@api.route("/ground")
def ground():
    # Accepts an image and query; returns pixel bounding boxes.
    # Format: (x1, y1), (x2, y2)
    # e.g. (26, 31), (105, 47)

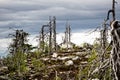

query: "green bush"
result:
(31, 58), (45, 71)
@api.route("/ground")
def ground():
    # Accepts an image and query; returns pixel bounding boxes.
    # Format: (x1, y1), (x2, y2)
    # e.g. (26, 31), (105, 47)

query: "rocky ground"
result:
(0, 50), (92, 80)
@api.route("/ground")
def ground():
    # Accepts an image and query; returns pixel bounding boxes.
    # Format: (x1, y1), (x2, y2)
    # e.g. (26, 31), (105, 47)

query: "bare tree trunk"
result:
(53, 16), (57, 52)
(49, 17), (52, 54)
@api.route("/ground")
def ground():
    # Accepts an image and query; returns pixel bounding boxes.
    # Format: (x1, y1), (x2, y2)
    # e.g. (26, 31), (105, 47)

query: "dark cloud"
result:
(0, 0), (120, 39)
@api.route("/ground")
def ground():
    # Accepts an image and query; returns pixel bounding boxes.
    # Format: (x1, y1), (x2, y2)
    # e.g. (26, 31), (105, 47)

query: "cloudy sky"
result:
(0, 0), (120, 57)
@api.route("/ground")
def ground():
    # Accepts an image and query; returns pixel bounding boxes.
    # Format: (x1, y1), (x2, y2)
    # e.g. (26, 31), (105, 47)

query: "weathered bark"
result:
(111, 21), (120, 80)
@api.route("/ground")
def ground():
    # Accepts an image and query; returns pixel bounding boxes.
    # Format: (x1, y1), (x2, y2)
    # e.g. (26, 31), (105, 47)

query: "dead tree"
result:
(39, 16), (57, 53)
(100, 20), (108, 62)
(63, 22), (71, 49)
(106, 0), (116, 21)
(49, 17), (52, 54)
(68, 25), (71, 43)
(98, 19), (109, 80)
(9, 30), (29, 55)
(106, 0), (120, 80)
(39, 25), (49, 52)
(52, 16), (57, 52)
(65, 27), (68, 49)
(111, 21), (120, 80)
(97, 0), (118, 79)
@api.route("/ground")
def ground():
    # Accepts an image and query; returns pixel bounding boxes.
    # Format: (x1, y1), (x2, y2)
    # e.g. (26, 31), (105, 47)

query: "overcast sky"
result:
(0, 0), (120, 57)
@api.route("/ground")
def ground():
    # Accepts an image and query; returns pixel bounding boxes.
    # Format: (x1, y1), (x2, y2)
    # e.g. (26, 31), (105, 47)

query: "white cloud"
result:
(0, 38), (11, 57)
(56, 30), (100, 45)
(0, 38), (11, 49)
(27, 29), (101, 47)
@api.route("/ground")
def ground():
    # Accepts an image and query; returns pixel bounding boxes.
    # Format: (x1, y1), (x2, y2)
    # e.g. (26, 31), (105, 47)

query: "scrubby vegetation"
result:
(0, 31), (112, 80)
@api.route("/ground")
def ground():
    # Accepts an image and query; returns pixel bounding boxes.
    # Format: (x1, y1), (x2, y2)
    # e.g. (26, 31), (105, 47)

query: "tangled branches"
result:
(111, 21), (120, 80)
